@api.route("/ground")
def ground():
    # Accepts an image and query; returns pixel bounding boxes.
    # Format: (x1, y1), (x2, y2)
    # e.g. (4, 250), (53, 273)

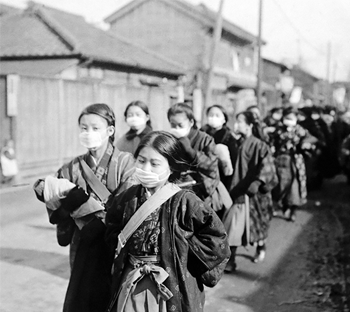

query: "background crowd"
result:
(31, 100), (350, 312)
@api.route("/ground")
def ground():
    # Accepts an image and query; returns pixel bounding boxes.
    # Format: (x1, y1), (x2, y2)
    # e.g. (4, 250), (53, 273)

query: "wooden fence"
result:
(2, 75), (173, 179)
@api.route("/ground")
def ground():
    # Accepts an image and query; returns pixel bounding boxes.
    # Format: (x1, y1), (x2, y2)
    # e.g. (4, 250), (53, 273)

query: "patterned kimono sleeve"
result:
(182, 192), (230, 285)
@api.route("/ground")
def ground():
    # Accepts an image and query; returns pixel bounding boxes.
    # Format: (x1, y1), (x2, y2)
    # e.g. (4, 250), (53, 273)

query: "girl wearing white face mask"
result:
(116, 101), (152, 155)
(167, 103), (227, 213)
(271, 107), (312, 222)
(105, 131), (230, 312)
(201, 105), (238, 190)
(33, 103), (135, 312)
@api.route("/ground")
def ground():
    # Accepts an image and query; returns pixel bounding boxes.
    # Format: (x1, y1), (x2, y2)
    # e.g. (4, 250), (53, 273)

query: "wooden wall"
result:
(109, 0), (206, 71)
(6, 75), (173, 179)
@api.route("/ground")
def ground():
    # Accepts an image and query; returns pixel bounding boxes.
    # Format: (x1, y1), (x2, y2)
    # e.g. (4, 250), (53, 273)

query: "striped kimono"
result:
(34, 143), (135, 312)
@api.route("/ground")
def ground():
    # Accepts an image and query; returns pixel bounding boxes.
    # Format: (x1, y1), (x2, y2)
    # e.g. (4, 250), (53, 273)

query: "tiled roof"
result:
(0, 59), (79, 76)
(0, 2), (185, 76)
(0, 3), (22, 17)
(104, 0), (259, 44)
(0, 13), (73, 57)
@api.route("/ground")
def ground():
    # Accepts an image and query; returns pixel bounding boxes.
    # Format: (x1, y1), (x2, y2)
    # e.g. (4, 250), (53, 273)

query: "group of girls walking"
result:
(33, 99), (308, 312)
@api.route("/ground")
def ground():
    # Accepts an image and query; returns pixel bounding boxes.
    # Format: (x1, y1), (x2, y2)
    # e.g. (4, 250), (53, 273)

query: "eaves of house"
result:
(104, 0), (262, 46)
(0, 2), (186, 78)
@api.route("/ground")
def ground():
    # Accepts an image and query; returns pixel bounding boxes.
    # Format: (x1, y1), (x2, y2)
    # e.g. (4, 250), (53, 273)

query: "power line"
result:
(271, 0), (327, 56)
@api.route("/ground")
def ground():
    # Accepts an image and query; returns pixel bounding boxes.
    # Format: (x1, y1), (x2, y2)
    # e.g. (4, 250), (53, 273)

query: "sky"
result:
(1, 0), (350, 81)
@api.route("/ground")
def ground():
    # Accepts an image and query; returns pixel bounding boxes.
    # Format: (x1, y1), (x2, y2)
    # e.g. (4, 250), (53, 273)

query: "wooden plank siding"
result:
(8, 75), (172, 179)
(109, 0), (207, 72)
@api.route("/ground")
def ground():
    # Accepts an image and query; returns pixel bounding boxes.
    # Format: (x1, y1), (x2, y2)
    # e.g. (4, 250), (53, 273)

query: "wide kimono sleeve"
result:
(177, 191), (231, 287)
(180, 131), (220, 199)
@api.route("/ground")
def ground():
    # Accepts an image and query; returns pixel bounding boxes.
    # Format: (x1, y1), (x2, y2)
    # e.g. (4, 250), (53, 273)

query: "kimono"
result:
(177, 127), (227, 212)
(271, 124), (309, 208)
(225, 135), (277, 246)
(116, 125), (153, 155)
(105, 184), (230, 312)
(201, 124), (238, 190)
(340, 134), (350, 183)
(33, 143), (135, 312)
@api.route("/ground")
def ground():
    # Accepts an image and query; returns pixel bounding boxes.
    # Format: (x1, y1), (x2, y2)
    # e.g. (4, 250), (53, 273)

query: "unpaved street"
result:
(0, 176), (349, 312)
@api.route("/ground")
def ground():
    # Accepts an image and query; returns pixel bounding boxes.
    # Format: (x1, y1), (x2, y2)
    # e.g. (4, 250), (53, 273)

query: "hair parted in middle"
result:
(167, 102), (197, 129)
(124, 100), (152, 126)
(206, 104), (229, 124)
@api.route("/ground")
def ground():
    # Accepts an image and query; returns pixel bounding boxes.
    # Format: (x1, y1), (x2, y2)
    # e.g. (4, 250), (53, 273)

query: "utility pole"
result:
(326, 41), (331, 104)
(203, 0), (225, 118)
(256, 0), (263, 110)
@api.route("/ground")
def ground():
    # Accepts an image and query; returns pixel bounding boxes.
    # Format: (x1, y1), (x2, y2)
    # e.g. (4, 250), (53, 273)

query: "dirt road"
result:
(0, 176), (349, 311)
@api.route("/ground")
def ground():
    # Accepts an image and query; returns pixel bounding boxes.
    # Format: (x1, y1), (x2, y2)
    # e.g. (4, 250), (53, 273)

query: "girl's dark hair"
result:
(206, 104), (229, 124)
(282, 106), (298, 118)
(270, 107), (283, 115)
(237, 111), (264, 140)
(167, 103), (197, 129)
(134, 130), (187, 182)
(78, 103), (116, 142)
(124, 100), (152, 127)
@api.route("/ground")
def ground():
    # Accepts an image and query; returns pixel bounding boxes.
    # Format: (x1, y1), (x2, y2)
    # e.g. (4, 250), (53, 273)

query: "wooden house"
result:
(105, 0), (268, 119)
(0, 2), (186, 181)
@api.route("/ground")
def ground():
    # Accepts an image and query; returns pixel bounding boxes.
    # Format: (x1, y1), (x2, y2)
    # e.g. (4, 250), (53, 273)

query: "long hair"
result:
(236, 111), (264, 141)
(78, 103), (116, 142)
(167, 103), (197, 129)
(134, 131), (187, 182)
(124, 100), (152, 127)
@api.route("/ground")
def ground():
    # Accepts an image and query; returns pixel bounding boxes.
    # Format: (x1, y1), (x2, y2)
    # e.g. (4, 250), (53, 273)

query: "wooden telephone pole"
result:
(256, 0), (263, 110)
(203, 0), (225, 117)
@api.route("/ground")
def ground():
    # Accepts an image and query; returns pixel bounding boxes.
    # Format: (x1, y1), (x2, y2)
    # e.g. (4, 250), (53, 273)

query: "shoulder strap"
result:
(116, 183), (181, 257)
(79, 158), (111, 202)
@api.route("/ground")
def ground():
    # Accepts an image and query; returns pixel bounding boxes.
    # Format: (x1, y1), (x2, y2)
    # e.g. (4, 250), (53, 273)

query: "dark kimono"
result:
(116, 125), (152, 155)
(105, 184), (230, 312)
(201, 124), (238, 190)
(271, 124), (308, 208)
(177, 127), (223, 211)
(226, 135), (277, 246)
(34, 145), (135, 312)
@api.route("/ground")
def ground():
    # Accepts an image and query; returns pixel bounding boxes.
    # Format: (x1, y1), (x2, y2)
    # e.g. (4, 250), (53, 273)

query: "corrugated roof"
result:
(0, 2), (185, 76)
(104, 0), (259, 44)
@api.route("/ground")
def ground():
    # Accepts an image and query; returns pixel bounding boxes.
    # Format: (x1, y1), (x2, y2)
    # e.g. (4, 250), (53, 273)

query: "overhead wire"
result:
(271, 0), (327, 56)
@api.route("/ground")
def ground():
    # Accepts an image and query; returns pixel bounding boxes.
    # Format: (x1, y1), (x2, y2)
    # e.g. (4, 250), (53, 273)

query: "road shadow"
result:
(0, 247), (69, 279)
(205, 175), (349, 312)
(242, 175), (349, 311)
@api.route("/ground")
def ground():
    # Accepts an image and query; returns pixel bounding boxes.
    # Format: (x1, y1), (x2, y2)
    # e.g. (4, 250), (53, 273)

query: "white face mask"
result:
(134, 167), (170, 188)
(207, 116), (225, 129)
(126, 116), (147, 129)
(283, 119), (297, 127)
(79, 131), (107, 149)
(272, 113), (282, 121)
(169, 127), (190, 138)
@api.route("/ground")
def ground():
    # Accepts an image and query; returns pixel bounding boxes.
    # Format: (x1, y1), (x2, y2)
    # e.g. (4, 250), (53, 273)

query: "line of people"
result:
(32, 100), (350, 312)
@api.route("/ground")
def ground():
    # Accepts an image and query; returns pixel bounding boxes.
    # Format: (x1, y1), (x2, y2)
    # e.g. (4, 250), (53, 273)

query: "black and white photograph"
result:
(0, 0), (349, 311)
